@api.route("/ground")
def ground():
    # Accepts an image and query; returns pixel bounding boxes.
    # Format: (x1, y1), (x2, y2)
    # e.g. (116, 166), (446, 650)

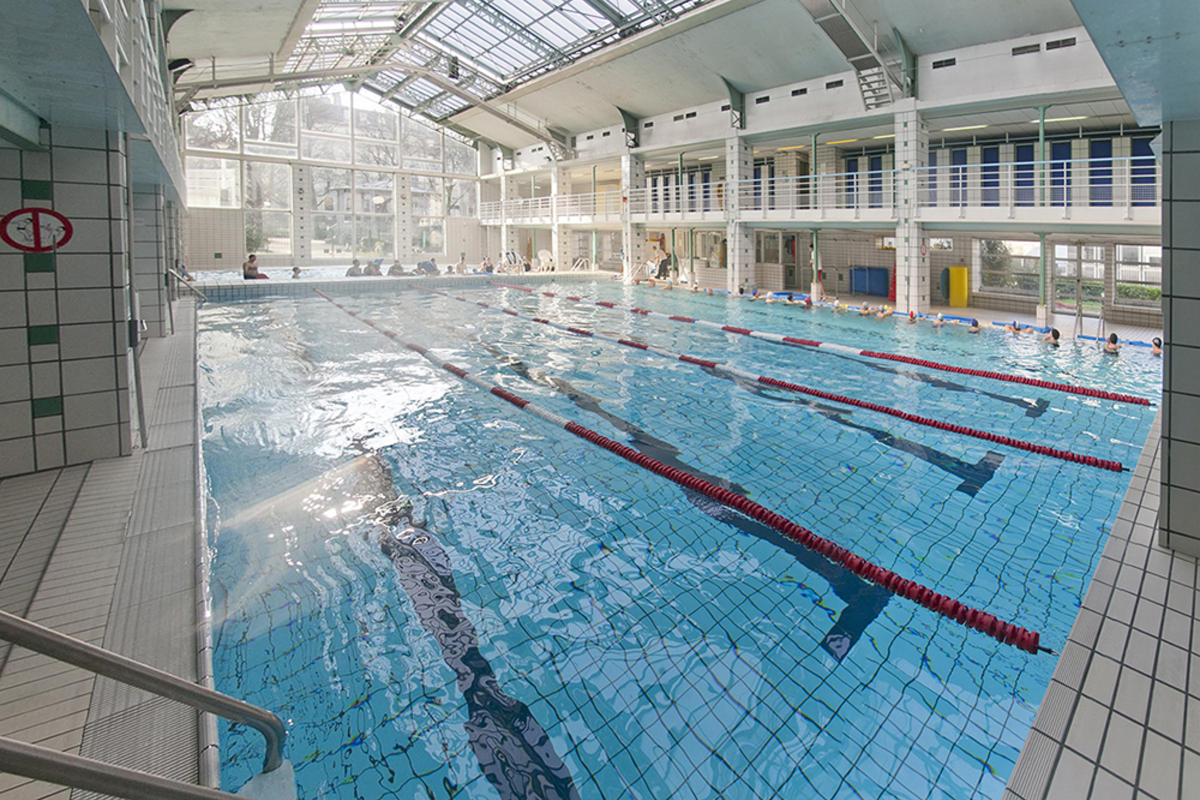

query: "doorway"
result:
(1052, 243), (1105, 318)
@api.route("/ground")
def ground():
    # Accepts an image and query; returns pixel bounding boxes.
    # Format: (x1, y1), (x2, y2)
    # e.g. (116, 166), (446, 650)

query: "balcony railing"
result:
(627, 185), (727, 218)
(734, 171), (898, 216)
(915, 156), (1160, 217)
(480, 157), (1161, 225)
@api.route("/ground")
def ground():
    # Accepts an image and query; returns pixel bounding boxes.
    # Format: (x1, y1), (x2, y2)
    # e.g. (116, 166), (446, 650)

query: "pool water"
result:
(200, 280), (1160, 799)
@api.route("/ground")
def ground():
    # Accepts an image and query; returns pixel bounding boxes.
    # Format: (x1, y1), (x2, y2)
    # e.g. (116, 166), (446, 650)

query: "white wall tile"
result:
(0, 178), (20, 211)
(64, 423), (120, 464)
(59, 322), (117, 359)
(54, 183), (112, 220)
(0, 148), (19, 178)
(61, 358), (116, 395)
(58, 288), (115, 324)
(29, 343), (59, 362)
(30, 362), (60, 396)
(63, 218), (115, 254)
(54, 254), (116, 289)
(53, 147), (111, 184)
(34, 415), (62, 434)
(63, 390), (118, 429)
(34, 433), (64, 470)
(25, 273), (54, 291)
(0, 291), (26, 327)
(0, 328), (27, 366)
(0, 254), (21, 291)
(0, 437), (34, 477)
(0, 400), (32, 440)
(21, 151), (50, 181)
(25, 290), (57, 326)
(0, 365), (30, 403)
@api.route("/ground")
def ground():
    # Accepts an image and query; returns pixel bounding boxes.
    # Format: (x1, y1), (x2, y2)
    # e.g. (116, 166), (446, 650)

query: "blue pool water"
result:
(200, 280), (1160, 799)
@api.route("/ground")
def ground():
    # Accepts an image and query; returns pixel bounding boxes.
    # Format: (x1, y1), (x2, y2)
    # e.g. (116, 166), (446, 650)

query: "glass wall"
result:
(184, 87), (478, 261)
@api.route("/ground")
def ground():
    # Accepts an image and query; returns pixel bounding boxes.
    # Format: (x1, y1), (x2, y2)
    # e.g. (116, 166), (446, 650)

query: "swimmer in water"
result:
(968, 318), (980, 334)
(932, 313), (945, 328)
(1152, 337), (1163, 356)
(1043, 328), (1061, 347)
(1104, 332), (1122, 354)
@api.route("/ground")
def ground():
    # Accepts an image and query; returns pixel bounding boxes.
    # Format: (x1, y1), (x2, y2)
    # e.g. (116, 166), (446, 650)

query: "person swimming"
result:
(1152, 337), (1163, 356)
(859, 304), (872, 316)
(1043, 328), (1061, 346)
(908, 310), (917, 324)
(932, 312), (945, 328)
(876, 305), (891, 319)
(1104, 332), (1122, 354)
(968, 318), (980, 334)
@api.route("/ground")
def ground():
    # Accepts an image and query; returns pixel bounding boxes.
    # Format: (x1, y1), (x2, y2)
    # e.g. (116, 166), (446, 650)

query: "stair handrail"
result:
(168, 270), (208, 302)
(0, 610), (286, 773)
(0, 736), (245, 800)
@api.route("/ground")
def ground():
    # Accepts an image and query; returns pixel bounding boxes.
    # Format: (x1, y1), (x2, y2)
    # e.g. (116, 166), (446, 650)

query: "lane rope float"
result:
(314, 288), (1046, 655)
(419, 286), (1124, 473)
(487, 281), (1151, 407)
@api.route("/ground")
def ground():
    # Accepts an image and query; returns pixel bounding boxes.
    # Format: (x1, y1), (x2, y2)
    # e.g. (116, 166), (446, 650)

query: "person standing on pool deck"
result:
(1104, 332), (1122, 354)
(242, 254), (267, 279)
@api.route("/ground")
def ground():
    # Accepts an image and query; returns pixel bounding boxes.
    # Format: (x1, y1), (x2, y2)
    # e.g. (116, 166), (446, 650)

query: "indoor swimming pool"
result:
(199, 279), (1160, 799)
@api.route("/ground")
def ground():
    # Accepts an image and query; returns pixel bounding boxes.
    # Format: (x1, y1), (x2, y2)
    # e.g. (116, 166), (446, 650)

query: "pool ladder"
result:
(0, 609), (287, 800)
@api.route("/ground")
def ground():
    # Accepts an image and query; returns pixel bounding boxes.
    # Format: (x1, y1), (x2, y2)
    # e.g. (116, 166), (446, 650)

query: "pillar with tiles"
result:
(725, 136), (752, 292)
(894, 100), (930, 314)
(621, 152), (645, 279)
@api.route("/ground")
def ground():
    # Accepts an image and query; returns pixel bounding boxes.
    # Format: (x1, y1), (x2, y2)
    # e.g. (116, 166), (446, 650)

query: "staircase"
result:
(857, 65), (893, 110)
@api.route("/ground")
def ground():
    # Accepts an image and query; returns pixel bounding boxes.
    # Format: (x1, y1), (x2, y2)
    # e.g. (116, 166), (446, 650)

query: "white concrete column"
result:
(499, 171), (520, 264)
(621, 152), (646, 278)
(894, 100), (930, 313)
(725, 136), (752, 292)
(394, 173), (411, 261)
(293, 164), (311, 263)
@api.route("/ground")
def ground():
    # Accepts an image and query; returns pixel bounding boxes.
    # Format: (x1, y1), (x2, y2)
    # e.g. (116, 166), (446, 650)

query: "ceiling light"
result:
(1030, 115), (1089, 123)
(826, 139), (859, 145)
(698, 155), (720, 161)
(873, 134), (895, 139)
(941, 124), (988, 132)
(777, 144), (806, 150)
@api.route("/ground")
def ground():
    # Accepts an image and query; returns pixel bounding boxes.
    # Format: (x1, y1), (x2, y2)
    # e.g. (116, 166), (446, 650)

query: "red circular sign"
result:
(0, 207), (74, 253)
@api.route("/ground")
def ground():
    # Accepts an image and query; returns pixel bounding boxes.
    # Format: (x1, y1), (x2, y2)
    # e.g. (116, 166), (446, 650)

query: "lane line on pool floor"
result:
(419, 286), (1124, 473)
(314, 288), (1047, 656)
(487, 281), (1152, 407)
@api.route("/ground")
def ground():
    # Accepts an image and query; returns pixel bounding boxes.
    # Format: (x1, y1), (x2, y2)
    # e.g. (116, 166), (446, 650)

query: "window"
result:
(411, 175), (444, 216)
(1046, 37), (1076, 50)
(355, 171), (394, 214)
(185, 157), (240, 208)
(644, 122), (654, 128)
(876, 236), (896, 250)
(929, 237), (953, 251)
(792, 88), (807, 96)
(755, 96), (770, 105)
(978, 239), (1040, 296)
(402, 118), (442, 171)
(244, 162), (290, 210)
(311, 168), (353, 212)
(356, 214), (395, 260)
(1114, 244), (1162, 308)
(302, 135), (352, 163)
(245, 211), (291, 256)
(313, 214), (353, 258)
(352, 92), (398, 142)
(447, 179), (477, 217)
(685, 111), (697, 119)
(932, 58), (956, 69)
(185, 107), (239, 152)
(444, 137), (476, 175)
(412, 218), (444, 255)
(242, 98), (296, 157)
(301, 93), (351, 136)
(1012, 44), (1040, 56)
(826, 80), (843, 89)
(354, 142), (399, 167)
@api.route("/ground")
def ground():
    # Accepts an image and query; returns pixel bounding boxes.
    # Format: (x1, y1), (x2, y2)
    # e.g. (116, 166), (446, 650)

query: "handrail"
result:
(0, 736), (243, 800)
(0, 610), (286, 773)
(168, 270), (208, 301)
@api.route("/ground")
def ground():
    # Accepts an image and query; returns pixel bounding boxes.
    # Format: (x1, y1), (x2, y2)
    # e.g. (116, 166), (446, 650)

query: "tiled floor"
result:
(0, 299), (201, 799)
(1005, 413), (1198, 800)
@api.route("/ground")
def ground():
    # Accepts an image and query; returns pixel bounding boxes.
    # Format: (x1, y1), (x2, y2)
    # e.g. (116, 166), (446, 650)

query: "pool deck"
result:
(0, 279), (1183, 798)
(0, 299), (201, 799)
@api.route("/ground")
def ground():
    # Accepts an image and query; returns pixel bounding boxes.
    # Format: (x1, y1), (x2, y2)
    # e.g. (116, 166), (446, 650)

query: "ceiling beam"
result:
(579, 0), (629, 29)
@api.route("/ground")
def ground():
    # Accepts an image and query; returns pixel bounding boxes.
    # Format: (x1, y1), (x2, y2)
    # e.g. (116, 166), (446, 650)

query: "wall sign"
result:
(0, 208), (74, 253)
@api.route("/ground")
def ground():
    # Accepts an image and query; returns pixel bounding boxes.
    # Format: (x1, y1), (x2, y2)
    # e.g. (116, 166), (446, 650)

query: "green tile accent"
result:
(27, 325), (58, 345)
(31, 396), (62, 418)
(20, 180), (52, 200)
(24, 252), (54, 273)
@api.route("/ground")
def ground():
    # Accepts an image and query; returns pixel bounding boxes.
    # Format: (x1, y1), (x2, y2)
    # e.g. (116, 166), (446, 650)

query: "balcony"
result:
(915, 157), (1161, 230)
(480, 157), (1161, 233)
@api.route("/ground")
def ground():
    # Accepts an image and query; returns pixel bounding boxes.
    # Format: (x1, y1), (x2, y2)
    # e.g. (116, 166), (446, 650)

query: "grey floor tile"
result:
(1137, 731), (1180, 800)
(1046, 749), (1096, 800)
(1115, 668), (1153, 724)
(1090, 768), (1134, 800)
(1083, 654), (1121, 706)
(1149, 683), (1185, 743)
(1101, 713), (1146, 784)
(1065, 696), (1109, 762)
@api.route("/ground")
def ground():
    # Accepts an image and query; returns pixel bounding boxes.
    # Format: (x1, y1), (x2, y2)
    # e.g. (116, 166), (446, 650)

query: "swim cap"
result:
(970, 319), (979, 326)
(937, 313), (943, 321)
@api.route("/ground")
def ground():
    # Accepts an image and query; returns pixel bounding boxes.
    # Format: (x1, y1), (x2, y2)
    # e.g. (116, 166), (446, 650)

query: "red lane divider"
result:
(486, 281), (1152, 406)
(424, 286), (1124, 473)
(314, 288), (1045, 655)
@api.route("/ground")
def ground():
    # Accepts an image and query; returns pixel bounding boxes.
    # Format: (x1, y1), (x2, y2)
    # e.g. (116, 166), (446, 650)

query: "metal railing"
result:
(0, 737), (243, 800)
(169, 269), (209, 301)
(627, 184), (727, 217)
(0, 610), (286, 774)
(555, 191), (623, 218)
(733, 171), (899, 215)
(914, 156), (1161, 215)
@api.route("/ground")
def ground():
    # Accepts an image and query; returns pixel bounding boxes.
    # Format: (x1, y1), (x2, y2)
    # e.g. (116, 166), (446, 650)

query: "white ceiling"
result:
(166, 0), (314, 61)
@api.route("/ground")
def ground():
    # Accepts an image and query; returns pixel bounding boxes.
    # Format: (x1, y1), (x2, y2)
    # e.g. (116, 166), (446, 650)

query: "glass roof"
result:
(279, 0), (716, 127)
